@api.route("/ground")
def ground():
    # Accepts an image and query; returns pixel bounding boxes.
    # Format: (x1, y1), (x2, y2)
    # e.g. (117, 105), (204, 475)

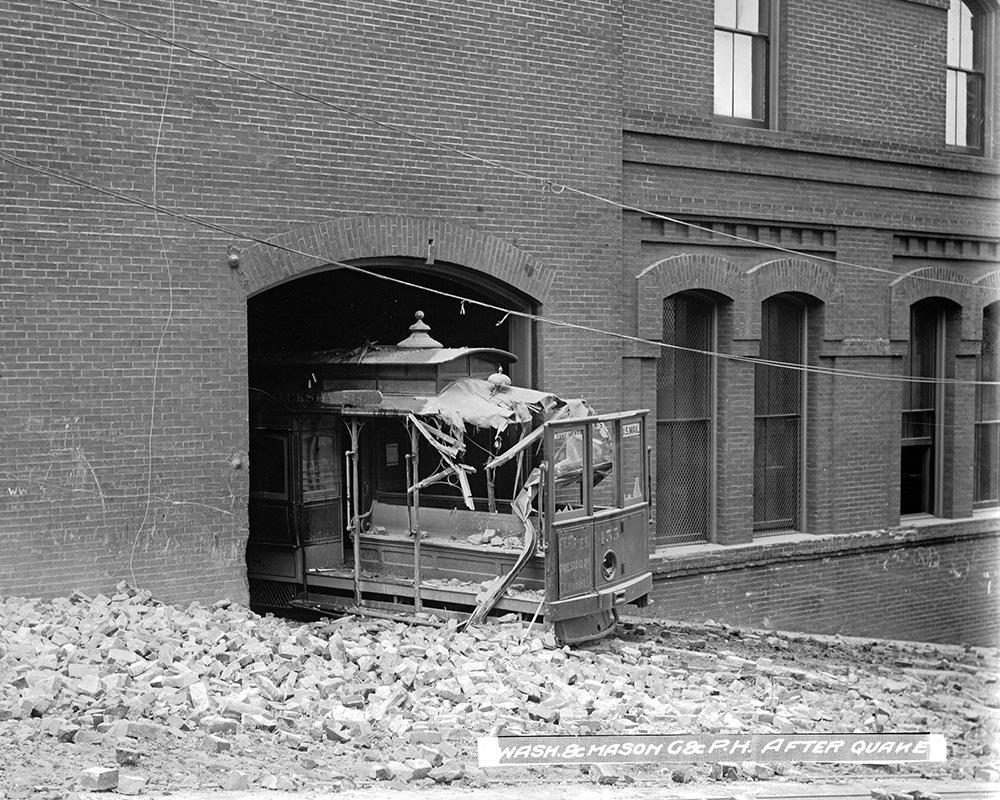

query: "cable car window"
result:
(552, 425), (589, 519)
(302, 431), (339, 502)
(250, 432), (289, 499)
(592, 422), (618, 511)
(375, 423), (411, 497)
(248, 504), (294, 545)
(620, 417), (646, 508)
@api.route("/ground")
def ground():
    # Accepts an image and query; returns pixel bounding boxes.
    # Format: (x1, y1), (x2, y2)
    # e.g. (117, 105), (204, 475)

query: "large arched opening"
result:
(243, 255), (541, 611)
(247, 258), (537, 387)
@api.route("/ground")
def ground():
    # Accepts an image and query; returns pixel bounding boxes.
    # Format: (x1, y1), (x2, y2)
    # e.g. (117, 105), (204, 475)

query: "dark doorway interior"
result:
(248, 261), (532, 374)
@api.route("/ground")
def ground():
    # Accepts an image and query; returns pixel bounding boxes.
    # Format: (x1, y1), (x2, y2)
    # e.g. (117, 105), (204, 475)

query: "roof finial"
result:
(397, 310), (443, 349)
(487, 364), (512, 394)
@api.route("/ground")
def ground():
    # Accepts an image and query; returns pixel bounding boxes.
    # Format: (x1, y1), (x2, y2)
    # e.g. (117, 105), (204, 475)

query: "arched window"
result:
(753, 295), (806, 533)
(975, 302), (1000, 508)
(657, 292), (718, 544)
(947, 0), (987, 151)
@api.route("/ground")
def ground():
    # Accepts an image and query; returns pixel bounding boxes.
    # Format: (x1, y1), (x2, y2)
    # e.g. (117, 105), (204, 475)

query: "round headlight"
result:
(602, 549), (617, 581)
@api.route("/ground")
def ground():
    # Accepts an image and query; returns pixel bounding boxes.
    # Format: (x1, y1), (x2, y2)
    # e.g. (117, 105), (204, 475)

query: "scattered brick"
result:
(78, 766), (118, 791)
(114, 746), (141, 767)
(202, 734), (231, 753)
(0, 590), (994, 797)
(221, 772), (250, 791)
(588, 763), (620, 784)
(115, 774), (147, 796)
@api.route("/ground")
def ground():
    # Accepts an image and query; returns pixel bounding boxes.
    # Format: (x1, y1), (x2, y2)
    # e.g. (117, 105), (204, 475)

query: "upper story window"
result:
(946, 0), (987, 152)
(714, 0), (772, 123)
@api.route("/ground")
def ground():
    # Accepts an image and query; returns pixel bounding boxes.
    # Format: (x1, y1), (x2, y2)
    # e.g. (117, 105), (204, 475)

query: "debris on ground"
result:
(0, 583), (997, 798)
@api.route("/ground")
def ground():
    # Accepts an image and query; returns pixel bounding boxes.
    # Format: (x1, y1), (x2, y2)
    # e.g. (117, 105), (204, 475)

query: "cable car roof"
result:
(318, 376), (555, 430)
(261, 345), (517, 367)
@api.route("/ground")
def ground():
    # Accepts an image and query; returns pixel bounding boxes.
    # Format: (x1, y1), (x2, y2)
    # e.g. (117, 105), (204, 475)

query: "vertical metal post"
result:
(344, 448), (353, 597)
(613, 419), (623, 507)
(347, 419), (362, 607)
(646, 444), (654, 526)
(486, 467), (496, 513)
(409, 421), (422, 613)
(539, 459), (552, 606)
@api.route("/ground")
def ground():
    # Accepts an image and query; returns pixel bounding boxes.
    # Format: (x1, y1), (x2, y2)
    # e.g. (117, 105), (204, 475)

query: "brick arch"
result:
(970, 271), (1000, 341)
(237, 214), (553, 303)
(635, 254), (747, 340)
(889, 266), (978, 341)
(745, 257), (843, 340)
(974, 270), (1000, 300)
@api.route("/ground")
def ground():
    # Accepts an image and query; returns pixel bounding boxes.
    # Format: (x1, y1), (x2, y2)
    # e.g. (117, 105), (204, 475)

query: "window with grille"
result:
(946, 0), (987, 152)
(975, 302), (1000, 508)
(714, 0), (772, 123)
(753, 296), (805, 533)
(656, 293), (716, 544)
(901, 301), (945, 515)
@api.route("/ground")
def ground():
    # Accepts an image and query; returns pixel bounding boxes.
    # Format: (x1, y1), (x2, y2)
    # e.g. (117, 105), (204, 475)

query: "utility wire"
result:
(58, 0), (998, 294)
(2, 148), (997, 389)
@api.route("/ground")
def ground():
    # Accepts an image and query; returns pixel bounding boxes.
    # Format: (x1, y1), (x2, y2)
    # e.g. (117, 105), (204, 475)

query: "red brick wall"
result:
(783, 0), (948, 146)
(1, 0), (997, 649)
(0, 0), (623, 605)
(623, 0), (978, 166)
(619, 0), (998, 647)
(642, 522), (1000, 647)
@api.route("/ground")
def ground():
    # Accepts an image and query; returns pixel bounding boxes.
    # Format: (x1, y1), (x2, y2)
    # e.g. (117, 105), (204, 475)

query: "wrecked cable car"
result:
(247, 311), (652, 644)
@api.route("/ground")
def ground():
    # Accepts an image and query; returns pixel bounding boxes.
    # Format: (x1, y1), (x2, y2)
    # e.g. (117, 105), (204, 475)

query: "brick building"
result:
(2, 0), (998, 644)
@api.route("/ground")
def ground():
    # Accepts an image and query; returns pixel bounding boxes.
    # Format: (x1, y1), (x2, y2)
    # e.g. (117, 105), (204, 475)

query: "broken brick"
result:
(588, 763), (620, 785)
(406, 758), (433, 780)
(114, 746), (141, 766)
(386, 760), (414, 782)
(78, 766), (118, 791)
(115, 774), (147, 796)
(222, 772), (250, 791)
(202, 734), (231, 753)
(428, 762), (464, 784)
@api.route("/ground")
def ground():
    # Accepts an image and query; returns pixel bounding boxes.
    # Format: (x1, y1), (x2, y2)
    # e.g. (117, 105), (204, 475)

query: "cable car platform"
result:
(293, 566), (547, 622)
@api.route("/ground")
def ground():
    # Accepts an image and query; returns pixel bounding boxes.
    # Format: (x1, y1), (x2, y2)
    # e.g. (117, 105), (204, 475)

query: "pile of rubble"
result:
(0, 584), (997, 797)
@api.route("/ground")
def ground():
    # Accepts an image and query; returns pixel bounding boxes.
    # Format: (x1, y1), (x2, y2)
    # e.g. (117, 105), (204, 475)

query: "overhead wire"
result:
(58, 0), (998, 294)
(2, 148), (997, 390)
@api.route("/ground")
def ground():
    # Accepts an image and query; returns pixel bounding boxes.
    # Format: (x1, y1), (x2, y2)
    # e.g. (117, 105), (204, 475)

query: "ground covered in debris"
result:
(1, 586), (998, 799)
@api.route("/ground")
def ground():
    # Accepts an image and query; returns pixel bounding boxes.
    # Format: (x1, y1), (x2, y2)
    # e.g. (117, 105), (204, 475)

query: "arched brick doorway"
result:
(240, 215), (551, 386)
(240, 217), (549, 608)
